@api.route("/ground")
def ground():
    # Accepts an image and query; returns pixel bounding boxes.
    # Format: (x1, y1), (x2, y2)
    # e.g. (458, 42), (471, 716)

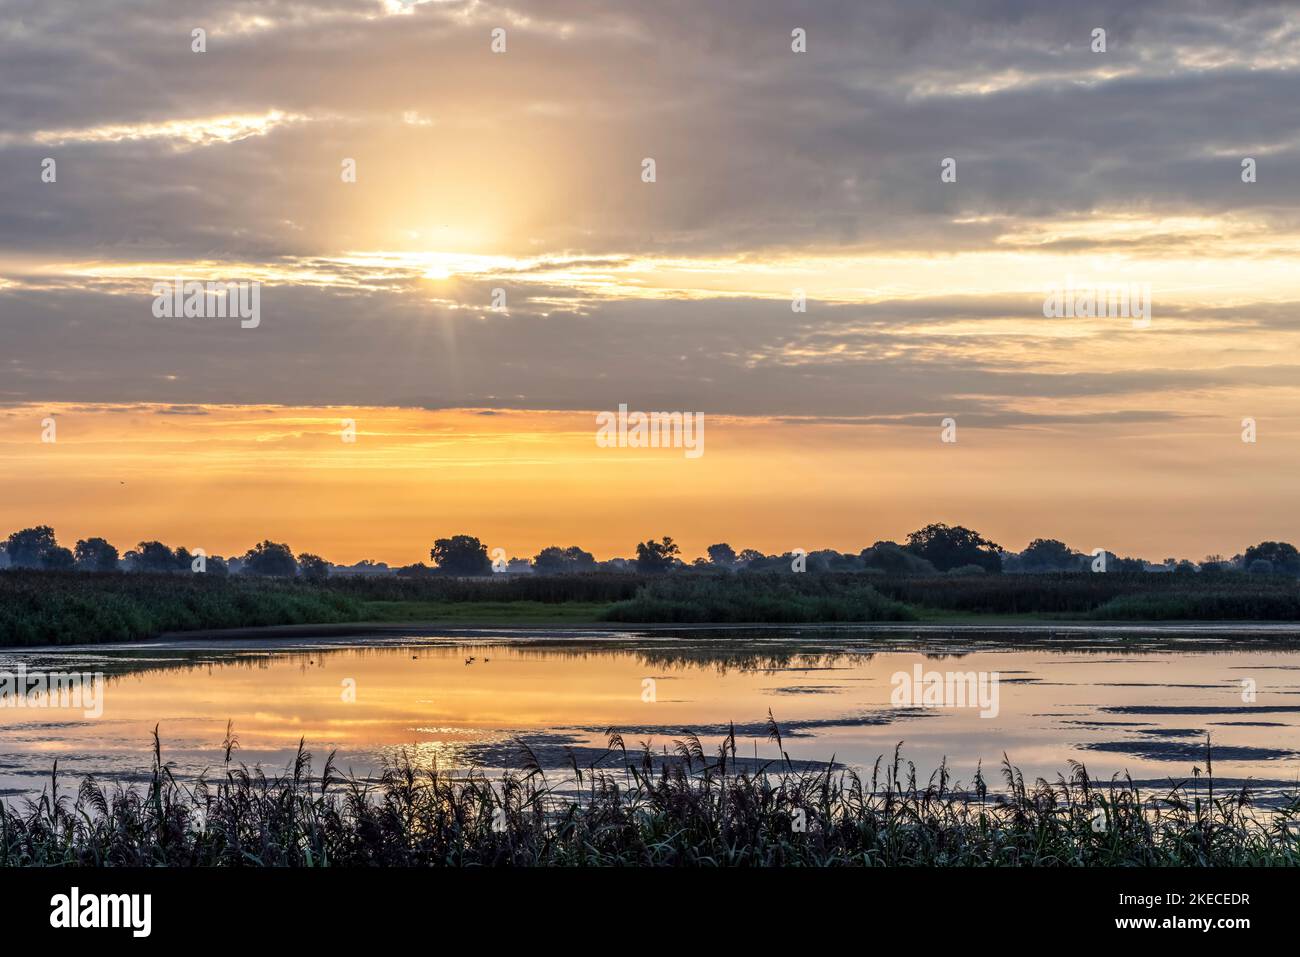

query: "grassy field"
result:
(602, 574), (915, 623)
(3, 730), (1295, 866)
(0, 570), (363, 646)
(359, 599), (612, 623)
(4, 568), (1300, 646)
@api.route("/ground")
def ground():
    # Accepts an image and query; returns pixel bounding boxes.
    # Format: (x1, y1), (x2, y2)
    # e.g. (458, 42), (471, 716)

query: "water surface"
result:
(3, 625), (1299, 801)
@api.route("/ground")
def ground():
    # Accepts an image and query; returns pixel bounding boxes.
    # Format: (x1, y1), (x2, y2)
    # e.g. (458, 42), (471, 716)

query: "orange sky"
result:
(0, 402), (1292, 565)
(3, 3), (1300, 565)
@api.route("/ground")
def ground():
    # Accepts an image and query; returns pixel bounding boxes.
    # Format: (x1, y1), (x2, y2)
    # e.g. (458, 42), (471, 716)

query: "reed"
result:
(0, 570), (362, 645)
(2, 728), (1296, 867)
(602, 574), (917, 623)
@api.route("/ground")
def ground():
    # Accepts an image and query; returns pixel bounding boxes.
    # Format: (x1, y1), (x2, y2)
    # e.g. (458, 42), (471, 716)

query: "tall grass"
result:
(602, 574), (917, 623)
(0, 570), (362, 646)
(324, 573), (644, 604)
(3, 728), (1295, 866)
(5, 568), (1300, 645)
(874, 572), (1300, 618)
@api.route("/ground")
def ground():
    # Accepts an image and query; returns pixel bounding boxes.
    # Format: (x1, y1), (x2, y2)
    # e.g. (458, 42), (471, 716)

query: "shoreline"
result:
(153, 617), (1300, 642)
(6, 616), (1300, 653)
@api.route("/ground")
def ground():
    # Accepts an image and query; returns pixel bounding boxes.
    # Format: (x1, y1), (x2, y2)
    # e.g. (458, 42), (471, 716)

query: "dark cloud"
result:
(2, 279), (1294, 418)
(1, 0), (1297, 414)
(1, 0), (1297, 257)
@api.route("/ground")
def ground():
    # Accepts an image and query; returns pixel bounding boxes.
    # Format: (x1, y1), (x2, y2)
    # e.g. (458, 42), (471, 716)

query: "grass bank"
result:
(0, 570), (363, 646)
(874, 572), (1300, 619)
(601, 574), (915, 623)
(360, 599), (612, 623)
(5, 569), (1300, 646)
(3, 730), (1295, 866)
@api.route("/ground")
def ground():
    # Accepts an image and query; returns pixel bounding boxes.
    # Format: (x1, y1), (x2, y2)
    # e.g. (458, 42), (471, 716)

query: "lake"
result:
(3, 625), (1300, 802)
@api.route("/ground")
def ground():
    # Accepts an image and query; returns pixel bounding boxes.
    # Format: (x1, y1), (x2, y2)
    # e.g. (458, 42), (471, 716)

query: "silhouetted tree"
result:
(706, 543), (738, 567)
(741, 552), (788, 572)
(904, 524), (1002, 573)
(341, 559), (390, 576)
(134, 541), (180, 573)
(241, 540), (298, 577)
(430, 535), (492, 576)
(1019, 538), (1080, 572)
(1085, 549), (1145, 573)
(1243, 541), (1300, 575)
(860, 541), (936, 576)
(42, 546), (75, 570)
(298, 552), (330, 581)
(532, 545), (596, 574)
(3, 526), (59, 568)
(635, 536), (680, 573)
(74, 537), (119, 572)
(809, 549), (862, 572)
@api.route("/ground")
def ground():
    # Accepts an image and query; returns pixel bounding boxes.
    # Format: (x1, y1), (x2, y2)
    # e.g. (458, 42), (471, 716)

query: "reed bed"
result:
(2, 725), (1297, 867)
(873, 572), (1300, 618)
(0, 570), (363, 645)
(602, 575), (916, 623)
(6, 569), (1300, 646)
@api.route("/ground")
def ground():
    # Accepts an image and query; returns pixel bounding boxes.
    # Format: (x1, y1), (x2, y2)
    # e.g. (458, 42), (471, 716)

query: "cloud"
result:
(1, 0), (1298, 422)
(2, 0), (1298, 258)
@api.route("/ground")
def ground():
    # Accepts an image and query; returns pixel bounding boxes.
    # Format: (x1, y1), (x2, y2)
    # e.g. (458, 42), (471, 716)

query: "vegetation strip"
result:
(3, 727), (1296, 866)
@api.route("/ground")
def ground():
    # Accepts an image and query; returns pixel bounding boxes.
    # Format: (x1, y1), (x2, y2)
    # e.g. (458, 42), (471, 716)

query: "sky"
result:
(1, 0), (1298, 564)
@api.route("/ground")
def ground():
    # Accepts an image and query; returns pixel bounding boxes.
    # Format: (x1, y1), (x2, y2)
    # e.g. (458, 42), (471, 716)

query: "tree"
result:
(74, 537), (119, 572)
(1243, 541), (1300, 575)
(1089, 550), (1145, 573)
(342, 559), (389, 576)
(42, 546), (75, 570)
(635, 536), (680, 574)
(808, 549), (860, 572)
(904, 523), (1002, 573)
(241, 540), (298, 577)
(706, 543), (737, 567)
(860, 541), (936, 576)
(3, 526), (59, 568)
(1019, 538), (1080, 572)
(741, 552), (786, 572)
(298, 552), (330, 581)
(429, 535), (492, 576)
(134, 540), (180, 573)
(532, 545), (596, 574)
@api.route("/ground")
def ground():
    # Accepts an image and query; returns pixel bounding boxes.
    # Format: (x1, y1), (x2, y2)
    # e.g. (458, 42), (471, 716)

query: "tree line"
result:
(0, 526), (329, 579)
(4, 523), (1298, 578)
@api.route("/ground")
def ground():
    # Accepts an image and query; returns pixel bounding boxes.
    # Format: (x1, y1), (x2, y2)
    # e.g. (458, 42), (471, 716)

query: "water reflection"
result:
(1, 627), (1299, 801)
